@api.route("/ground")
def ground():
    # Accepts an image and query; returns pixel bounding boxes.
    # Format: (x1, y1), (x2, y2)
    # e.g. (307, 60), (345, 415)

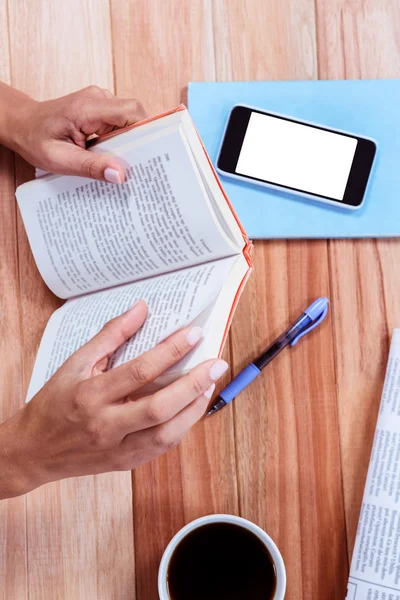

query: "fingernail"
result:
(128, 300), (140, 312)
(209, 360), (229, 381)
(186, 326), (203, 345)
(104, 168), (122, 184)
(204, 383), (216, 400)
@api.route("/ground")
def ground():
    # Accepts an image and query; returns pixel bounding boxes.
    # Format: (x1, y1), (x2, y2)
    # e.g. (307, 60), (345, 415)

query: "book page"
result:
(159, 252), (250, 376)
(97, 109), (248, 250)
(179, 110), (246, 249)
(17, 126), (239, 299)
(26, 255), (239, 401)
(346, 330), (400, 600)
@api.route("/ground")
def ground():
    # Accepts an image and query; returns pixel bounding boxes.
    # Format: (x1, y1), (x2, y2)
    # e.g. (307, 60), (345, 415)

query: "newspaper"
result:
(347, 330), (400, 600)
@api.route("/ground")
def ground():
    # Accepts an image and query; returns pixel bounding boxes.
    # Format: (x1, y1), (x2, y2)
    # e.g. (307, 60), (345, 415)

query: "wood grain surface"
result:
(316, 0), (400, 563)
(0, 0), (398, 598)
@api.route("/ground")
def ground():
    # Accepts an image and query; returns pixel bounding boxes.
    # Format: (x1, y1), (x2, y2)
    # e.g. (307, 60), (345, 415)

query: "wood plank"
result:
(212, 0), (317, 81)
(7, 0), (114, 100)
(316, 0), (400, 560)
(0, 1), (27, 598)
(7, 1), (135, 597)
(111, 2), (240, 598)
(111, 0), (216, 113)
(213, 1), (348, 598)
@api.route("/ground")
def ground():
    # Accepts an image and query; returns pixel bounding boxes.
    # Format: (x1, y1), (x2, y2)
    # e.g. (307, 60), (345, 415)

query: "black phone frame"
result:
(217, 105), (377, 208)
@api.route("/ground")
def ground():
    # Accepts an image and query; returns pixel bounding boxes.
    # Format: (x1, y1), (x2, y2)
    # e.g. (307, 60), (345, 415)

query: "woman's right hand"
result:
(0, 300), (228, 499)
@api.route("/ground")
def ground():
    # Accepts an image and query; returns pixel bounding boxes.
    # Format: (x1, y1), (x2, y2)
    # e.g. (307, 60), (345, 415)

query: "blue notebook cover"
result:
(188, 80), (400, 239)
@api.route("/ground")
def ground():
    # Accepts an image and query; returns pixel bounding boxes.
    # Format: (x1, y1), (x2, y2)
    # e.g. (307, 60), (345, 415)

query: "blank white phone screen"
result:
(235, 112), (358, 200)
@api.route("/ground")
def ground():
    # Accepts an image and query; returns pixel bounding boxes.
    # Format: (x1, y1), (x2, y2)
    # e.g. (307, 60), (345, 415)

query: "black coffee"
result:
(167, 522), (277, 600)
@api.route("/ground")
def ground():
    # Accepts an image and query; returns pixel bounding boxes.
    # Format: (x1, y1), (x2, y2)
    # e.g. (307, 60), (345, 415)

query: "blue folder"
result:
(188, 80), (400, 239)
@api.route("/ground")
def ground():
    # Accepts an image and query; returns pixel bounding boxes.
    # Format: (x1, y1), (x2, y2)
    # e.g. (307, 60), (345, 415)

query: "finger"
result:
(93, 89), (116, 134)
(120, 385), (215, 457)
(114, 358), (228, 434)
(68, 300), (148, 370)
(93, 325), (206, 403)
(82, 86), (114, 100)
(84, 97), (147, 131)
(93, 89), (118, 136)
(75, 87), (114, 136)
(74, 85), (108, 99)
(49, 140), (127, 183)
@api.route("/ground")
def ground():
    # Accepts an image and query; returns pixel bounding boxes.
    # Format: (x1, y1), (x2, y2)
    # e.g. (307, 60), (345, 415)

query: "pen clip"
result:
(289, 303), (329, 347)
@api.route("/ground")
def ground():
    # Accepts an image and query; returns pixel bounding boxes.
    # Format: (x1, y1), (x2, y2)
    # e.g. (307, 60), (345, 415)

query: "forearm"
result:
(0, 82), (37, 152)
(0, 411), (37, 499)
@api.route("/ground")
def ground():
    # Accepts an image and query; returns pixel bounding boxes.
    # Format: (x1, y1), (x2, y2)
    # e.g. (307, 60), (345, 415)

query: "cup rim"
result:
(158, 514), (286, 600)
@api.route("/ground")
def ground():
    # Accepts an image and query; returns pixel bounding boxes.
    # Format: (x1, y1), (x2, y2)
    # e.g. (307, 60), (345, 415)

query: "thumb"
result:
(50, 140), (126, 183)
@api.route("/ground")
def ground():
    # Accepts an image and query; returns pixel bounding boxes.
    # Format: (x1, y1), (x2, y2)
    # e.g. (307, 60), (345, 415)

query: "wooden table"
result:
(0, 1), (398, 598)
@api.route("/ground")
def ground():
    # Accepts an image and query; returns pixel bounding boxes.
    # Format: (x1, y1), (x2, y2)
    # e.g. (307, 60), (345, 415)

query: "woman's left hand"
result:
(0, 82), (146, 183)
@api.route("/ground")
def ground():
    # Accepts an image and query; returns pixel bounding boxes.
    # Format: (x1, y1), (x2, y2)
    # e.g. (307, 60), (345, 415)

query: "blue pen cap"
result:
(304, 297), (329, 321)
(290, 297), (329, 347)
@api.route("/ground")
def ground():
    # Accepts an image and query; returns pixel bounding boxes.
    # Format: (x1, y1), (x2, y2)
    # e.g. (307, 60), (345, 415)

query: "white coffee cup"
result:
(158, 514), (286, 599)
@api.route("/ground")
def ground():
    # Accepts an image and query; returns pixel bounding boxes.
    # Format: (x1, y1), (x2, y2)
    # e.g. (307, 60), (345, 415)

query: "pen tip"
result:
(206, 397), (227, 416)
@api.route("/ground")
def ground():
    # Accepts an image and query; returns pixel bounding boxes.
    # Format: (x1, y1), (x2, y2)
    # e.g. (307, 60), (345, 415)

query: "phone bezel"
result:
(216, 105), (377, 209)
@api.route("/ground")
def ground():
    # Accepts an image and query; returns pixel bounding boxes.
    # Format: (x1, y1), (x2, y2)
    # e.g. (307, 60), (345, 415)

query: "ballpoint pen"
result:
(207, 297), (329, 416)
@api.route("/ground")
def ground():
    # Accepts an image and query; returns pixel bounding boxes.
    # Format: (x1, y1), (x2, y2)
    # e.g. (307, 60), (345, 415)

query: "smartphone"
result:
(216, 105), (377, 210)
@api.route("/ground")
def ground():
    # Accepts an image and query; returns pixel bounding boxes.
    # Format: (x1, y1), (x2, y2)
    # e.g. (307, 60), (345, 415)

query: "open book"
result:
(16, 106), (253, 401)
